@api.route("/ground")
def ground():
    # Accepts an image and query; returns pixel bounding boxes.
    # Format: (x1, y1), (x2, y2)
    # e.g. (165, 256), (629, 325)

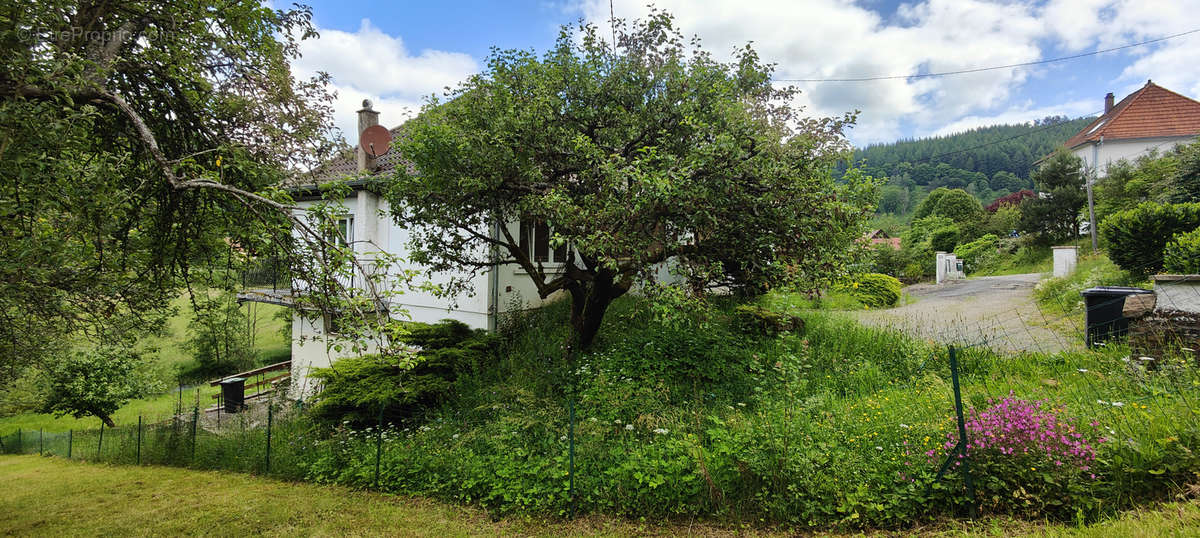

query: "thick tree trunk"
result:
(96, 410), (116, 428)
(566, 269), (627, 351)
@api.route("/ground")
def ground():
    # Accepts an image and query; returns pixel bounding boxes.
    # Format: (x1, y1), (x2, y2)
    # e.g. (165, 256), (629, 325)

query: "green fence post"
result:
(568, 398), (576, 520)
(373, 403), (384, 489)
(265, 402), (273, 474)
(39, 429), (43, 456)
(948, 346), (977, 518)
(68, 429), (73, 459)
(190, 405), (199, 462)
(96, 422), (103, 460)
(137, 415), (143, 465)
(16, 428), (20, 454)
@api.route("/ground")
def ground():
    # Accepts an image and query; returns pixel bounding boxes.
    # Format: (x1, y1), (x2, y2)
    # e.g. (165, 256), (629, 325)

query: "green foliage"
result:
(27, 293), (1200, 529)
(1033, 253), (1142, 315)
(308, 320), (496, 428)
(867, 242), (908, 278)
(1020, 149), (1086, 245)
(1093, 138), (1200, 221)
(930, 226), (961, 253)
(181, 293), (257, 383)
(982, 205), (1021, 237)
(732, 305), (805, 335)
(0, 3), (342, 393)
(932, 188), (986, 227)
(1163, 228), (1200, 274)
(853, 116), (1093, 185)
(40, 346), (160, 427)
(954, 234), (1001, 273)
(1100, 202), (1200, 277)
(386, 11), (876, 349)
(838, 273), (902, 307)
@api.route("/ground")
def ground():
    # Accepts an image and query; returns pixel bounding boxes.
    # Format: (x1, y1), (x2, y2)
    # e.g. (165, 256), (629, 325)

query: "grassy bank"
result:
(4, 291), (1198, 530)
(0, 293), (289, 435)
(2, 455), (1199, 537)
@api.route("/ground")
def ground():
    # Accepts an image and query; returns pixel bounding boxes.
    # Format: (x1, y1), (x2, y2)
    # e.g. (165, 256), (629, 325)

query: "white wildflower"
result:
(1077, 369), (1088, 373)
(653, 428), (669, 435)
(624, 424), (634, 431)
(875, 446), (883, 451)
(899, 423), (910, 429)
(1111, 401), (1124, 407)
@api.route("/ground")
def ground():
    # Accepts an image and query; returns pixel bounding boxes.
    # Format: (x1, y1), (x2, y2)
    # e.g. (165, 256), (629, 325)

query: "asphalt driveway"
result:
(852, 273), (1083, 354)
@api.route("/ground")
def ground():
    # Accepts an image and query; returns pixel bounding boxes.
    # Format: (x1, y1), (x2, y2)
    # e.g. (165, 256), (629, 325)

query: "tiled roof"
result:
(1064, 81), (1200, 149)
(303, 125), (412, 184)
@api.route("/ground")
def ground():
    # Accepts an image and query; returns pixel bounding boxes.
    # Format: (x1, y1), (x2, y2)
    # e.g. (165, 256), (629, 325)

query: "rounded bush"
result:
(1164, 227), (1200, 274)
(1100, 202), (1200, 276)
(843, 273), (902, 307)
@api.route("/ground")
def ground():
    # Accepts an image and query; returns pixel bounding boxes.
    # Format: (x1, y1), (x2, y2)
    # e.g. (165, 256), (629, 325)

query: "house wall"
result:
(1072, 136), (1192, 177)
(289, 312), (382, 400)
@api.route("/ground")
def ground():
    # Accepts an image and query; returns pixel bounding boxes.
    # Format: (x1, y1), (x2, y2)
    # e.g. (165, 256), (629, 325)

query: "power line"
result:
(777, 28), (1200, 83)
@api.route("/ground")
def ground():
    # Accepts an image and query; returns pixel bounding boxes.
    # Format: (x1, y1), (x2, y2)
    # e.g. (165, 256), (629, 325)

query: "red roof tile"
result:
(1064, 81), (1200, 149)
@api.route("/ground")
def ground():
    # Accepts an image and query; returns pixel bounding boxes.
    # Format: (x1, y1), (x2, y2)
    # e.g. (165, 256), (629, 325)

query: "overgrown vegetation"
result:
(35, 294), (1197, 531)
(1033, 253), (1146, 317)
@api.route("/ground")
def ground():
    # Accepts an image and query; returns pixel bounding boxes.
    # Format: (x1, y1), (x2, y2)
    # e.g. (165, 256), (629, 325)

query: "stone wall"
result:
(1129, 308), (1200, 365)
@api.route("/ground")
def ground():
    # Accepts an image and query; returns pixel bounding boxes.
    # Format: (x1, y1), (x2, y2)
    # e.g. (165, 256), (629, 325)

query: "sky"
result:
(289, 0), (1200, 148)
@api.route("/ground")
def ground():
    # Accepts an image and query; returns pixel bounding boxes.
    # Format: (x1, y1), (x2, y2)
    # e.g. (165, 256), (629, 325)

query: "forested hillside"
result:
(851, 116), (1095, 214)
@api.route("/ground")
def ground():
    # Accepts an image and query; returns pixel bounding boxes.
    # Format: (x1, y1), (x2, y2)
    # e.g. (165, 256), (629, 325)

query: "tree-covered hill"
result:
(851, 116), (1095, 214)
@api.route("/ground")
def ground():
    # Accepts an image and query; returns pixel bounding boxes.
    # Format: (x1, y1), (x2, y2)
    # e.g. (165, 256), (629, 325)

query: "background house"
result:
(241, 101), (578, 398)
(1063, 80), (1200, 178)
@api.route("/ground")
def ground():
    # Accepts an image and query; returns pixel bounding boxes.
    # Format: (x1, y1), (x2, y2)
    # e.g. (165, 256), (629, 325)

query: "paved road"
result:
(853, 273), (1083, 354)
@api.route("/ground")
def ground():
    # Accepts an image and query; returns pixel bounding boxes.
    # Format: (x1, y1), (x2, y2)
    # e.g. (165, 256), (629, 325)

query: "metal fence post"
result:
(373, 403), (384, 488)
(16, 428), (20, 454)
(39, 429), (43, 455)
(191, 405), (199, 462)
(948, 346), (977, 518)
(68, 429), (73, 459)
(137, 415), (143, 465)
(265, 402), (273, 474)
(569, 398), (576, 520)
(97, 422), (104, 460)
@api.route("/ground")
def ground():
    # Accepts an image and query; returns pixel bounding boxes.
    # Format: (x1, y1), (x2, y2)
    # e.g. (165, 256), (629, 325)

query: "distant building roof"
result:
(304, 125), (412, 184)
(1063, 81), (1200, 149)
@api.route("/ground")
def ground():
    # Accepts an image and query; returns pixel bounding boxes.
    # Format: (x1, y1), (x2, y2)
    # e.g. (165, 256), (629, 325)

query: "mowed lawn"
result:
(3, 456), (1200, 537)
(0, 294), (289, 436)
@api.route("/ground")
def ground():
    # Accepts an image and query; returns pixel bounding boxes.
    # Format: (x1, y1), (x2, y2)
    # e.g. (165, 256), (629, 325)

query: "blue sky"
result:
(291, 0), (1200, 147)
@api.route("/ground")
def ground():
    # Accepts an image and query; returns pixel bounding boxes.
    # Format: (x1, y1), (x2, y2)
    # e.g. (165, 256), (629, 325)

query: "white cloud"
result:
(569, 0), (1200, 146)
(292, 19), (479, 139)
(931, 99), (1095, 137)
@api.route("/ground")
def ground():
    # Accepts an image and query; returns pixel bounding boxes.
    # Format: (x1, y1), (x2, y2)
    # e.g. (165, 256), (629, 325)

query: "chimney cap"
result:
(359, 99), (374, 111)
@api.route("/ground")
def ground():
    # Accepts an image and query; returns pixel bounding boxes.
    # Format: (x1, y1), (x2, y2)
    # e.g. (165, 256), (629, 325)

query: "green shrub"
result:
(953, 234), (1000, 273)
(930, 226), (960, 252)
(1100, 202), (1200, 277)
(1163, 228), (1200, 274)
(732, 305), (804, 335)
(307, 320), (496, 428)
(839, 273), (902, 307)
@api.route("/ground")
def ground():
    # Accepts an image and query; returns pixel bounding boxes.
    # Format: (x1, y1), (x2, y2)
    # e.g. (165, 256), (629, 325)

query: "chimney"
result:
(356, 99), (380, 173)
(1104, 92), (1114, 114)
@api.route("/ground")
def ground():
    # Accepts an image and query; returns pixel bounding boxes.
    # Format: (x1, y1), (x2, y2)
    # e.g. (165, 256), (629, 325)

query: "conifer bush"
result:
(1163, 228), (1200, 274)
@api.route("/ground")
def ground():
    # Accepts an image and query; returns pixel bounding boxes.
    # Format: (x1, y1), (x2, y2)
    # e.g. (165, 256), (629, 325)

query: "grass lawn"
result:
(1, 455), (1198, 537)
(0, 293), (289, 436)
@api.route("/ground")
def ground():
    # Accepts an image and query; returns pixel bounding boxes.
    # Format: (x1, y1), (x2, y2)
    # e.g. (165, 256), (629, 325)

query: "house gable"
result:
(1064, 81), (1200, 150)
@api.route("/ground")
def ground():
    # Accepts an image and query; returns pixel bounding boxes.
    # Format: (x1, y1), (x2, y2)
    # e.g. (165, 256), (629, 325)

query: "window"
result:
(328, 216), (354, 247)
(519, 219), (568, 263)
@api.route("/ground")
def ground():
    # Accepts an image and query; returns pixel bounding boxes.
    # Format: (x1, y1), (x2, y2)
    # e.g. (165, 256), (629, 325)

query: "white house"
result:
(240, 101), (584, 398)
(1062, 80), (1200, 178)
